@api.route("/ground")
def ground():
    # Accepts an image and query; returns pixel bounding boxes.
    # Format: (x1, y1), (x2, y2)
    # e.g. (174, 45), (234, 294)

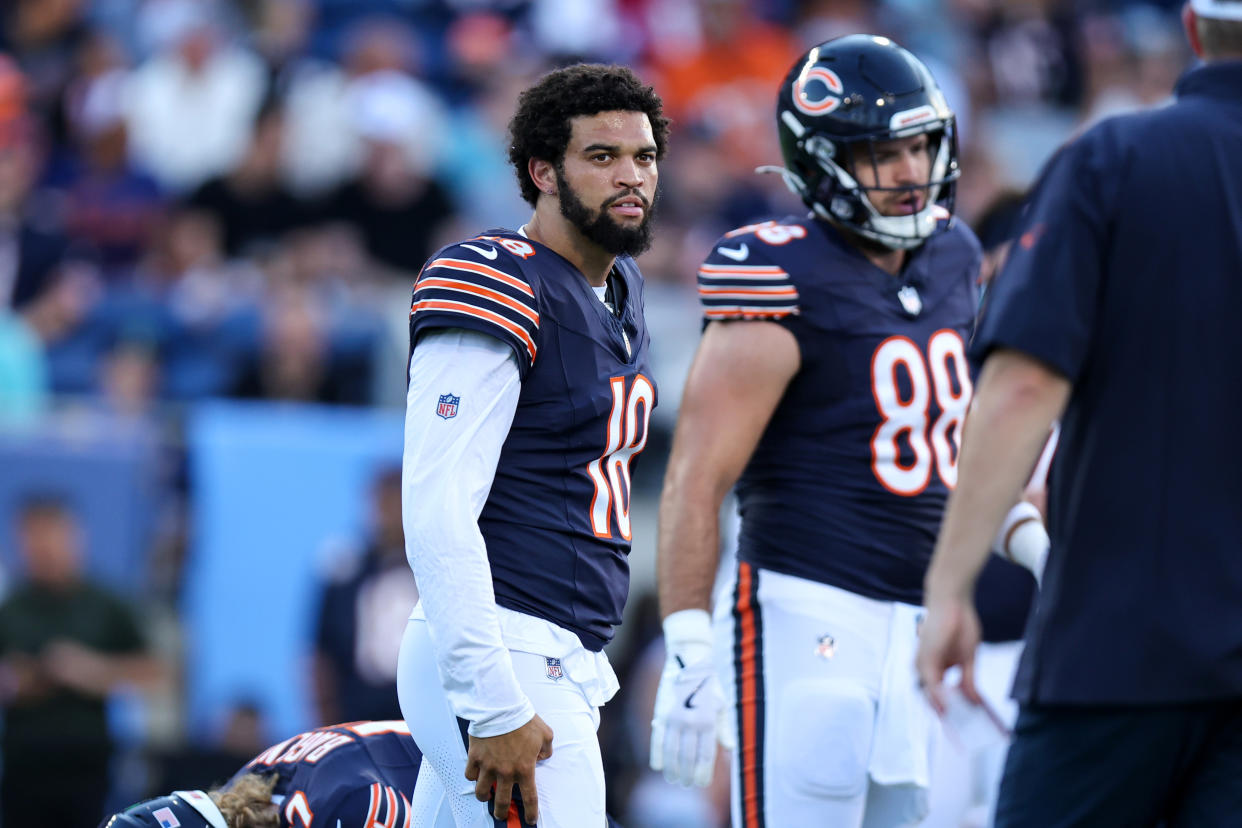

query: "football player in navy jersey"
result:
(398, 64), (666, 828)
(650, 36), (979, 828)
(99, 721), (421, 828)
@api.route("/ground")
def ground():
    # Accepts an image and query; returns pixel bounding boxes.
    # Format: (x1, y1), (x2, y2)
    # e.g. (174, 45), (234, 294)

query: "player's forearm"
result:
(656, 467), (728, 617)
(926, 349), (1069, 599)
(404, 465), (534, 736)
(654, 321), (797, 617)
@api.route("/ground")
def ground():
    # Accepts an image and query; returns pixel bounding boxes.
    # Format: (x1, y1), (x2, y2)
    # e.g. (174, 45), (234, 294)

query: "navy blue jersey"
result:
(227, 721), (420, 827)
(699, 216), (980, 604)
(410, 230), (656, 651)
(974, 62), (1242, 704)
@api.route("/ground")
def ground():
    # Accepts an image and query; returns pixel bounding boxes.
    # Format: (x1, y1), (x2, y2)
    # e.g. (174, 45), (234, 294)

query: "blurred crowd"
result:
(0, 0), (1197, 824)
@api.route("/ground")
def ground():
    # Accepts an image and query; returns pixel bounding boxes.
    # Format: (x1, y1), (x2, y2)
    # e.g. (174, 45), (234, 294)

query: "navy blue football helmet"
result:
(98, 790), (228, 828)
(767, 34), (959, 250)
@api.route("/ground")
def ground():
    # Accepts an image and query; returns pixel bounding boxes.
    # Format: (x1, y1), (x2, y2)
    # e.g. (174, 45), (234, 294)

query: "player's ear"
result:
(1183, 4), (1205, 58)
(529, 158), (557, 197)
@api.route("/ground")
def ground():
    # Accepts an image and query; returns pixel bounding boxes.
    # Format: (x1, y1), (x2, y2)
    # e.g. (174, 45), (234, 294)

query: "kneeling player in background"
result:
(100, 720), (420, 828)
(100, 720), (627, 828)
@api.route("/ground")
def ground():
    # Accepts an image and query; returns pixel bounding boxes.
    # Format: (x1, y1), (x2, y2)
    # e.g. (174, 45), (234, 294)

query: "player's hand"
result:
(42, 640), (111, 696)
(915, 593), (982, 716)
(649, 609), (727, 788)
(465, 713), (553, 823)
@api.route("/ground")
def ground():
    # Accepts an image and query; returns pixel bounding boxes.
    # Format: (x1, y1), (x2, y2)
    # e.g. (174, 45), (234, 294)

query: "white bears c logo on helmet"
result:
(793, 67), (844, 116)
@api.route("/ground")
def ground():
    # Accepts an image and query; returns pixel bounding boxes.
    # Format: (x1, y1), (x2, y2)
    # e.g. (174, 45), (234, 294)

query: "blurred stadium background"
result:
(0, 0), (1194, 824)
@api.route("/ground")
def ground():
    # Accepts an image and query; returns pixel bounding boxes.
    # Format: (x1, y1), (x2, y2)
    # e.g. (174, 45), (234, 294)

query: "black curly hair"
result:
(507, 64), (670, 207)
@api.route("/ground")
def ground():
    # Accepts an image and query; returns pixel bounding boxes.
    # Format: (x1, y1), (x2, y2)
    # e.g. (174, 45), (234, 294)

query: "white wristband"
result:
(1007, 520), (1049, 584)
(662, 609), (713, 664)
(992, 501), (1048, 584)
(992, 501), (1041, 556)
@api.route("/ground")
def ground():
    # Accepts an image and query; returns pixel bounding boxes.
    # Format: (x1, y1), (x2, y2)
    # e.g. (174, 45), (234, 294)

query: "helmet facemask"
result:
(771, 110), (960, 251)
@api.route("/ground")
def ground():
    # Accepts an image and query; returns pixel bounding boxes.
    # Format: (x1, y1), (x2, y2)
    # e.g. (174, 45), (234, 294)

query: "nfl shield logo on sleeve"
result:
(545, 657), (564, 680)
(436, 393), (460, 419)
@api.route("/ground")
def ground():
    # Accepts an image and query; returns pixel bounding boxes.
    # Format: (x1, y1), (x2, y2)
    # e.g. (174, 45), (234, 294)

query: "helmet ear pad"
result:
(799, 140), (869, 227)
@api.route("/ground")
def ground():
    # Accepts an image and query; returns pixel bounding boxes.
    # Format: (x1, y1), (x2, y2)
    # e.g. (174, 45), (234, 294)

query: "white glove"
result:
(649, 609), (728, 788)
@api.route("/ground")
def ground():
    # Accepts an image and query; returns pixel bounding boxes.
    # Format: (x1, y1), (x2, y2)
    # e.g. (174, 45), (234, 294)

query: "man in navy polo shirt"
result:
(916, 1), (1242, 825)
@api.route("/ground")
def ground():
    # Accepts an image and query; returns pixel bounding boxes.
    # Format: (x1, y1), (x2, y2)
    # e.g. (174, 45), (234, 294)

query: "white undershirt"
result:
(402, 328), (533, 736)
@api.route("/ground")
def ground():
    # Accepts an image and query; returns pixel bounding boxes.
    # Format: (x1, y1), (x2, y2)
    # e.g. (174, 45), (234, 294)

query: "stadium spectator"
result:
(312, 465), (416, 725)
(917, 1), (1242, 825)
(280, 17), (446, 197)
(0, 494), (166, 827)
(317, 69), (458, 276)
(643, 0), (797, 178)
(0, 264), (95, 423)
(229, 284), (371, 405)
(123, 0), (266, 192)
(0, 55), (81, 310)
(183, 98), (305, 259)
(0, 0), (89, 127)
(43, 29), (163, 274)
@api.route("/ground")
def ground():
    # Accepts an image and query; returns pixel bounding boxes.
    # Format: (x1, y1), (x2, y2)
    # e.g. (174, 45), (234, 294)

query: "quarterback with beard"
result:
(399, 64), (666, 828)
(651, 35), (981, 828)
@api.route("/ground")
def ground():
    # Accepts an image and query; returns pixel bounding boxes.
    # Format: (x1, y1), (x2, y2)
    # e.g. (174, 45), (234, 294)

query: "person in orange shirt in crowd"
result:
(643, 0), (798, 177)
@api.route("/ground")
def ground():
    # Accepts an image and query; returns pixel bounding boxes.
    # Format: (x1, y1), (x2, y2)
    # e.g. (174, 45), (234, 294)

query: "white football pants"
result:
(398, 618), (609, 828)
(714, 564), (937, 828)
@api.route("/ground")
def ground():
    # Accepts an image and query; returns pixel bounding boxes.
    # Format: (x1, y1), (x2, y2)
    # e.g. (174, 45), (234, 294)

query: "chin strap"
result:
(756, 156), (949, 252)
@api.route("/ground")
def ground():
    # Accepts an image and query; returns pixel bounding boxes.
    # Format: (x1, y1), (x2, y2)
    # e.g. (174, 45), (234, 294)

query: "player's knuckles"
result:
(775, 679), (874, 798)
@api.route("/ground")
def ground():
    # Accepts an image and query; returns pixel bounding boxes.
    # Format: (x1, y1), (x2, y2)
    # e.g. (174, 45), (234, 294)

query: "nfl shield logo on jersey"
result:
(545, 657), (564, 680)
(897, 285), (922, 316)
(436, 393), (460, 419)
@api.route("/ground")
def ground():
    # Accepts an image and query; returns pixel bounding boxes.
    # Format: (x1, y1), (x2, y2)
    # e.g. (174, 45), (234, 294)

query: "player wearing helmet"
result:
(650, 35), (980, 828)
(766, 36), (958, 251)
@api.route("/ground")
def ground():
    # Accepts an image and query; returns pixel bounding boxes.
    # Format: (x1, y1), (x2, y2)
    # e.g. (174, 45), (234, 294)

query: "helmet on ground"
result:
(770, 34), (959, 250)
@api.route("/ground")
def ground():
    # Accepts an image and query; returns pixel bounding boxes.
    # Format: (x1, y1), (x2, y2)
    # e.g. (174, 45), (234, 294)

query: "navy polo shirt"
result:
(973, 61), (1242, 705)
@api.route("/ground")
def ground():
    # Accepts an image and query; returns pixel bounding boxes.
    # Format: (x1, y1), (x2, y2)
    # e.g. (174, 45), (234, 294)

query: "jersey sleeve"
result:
(696, 234), (801, 322)
(410, 243), (541, 376)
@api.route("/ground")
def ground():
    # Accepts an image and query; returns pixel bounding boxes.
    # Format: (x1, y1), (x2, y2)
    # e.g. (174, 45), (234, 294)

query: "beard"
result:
(556, 167), (657, 258)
